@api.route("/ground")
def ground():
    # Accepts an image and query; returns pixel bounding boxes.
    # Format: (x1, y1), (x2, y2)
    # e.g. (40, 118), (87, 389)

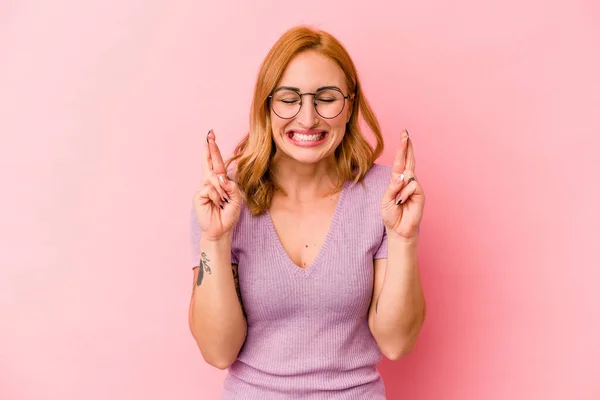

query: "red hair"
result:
(227, 25), (384, 216)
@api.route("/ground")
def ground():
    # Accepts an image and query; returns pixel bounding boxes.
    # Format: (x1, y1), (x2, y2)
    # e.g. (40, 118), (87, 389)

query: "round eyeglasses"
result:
(268, 87), (351, 120)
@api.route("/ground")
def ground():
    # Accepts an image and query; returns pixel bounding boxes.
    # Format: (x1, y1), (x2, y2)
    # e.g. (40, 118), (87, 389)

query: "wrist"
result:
(386, 229), (419, 245)
(201, 231), (233, 245)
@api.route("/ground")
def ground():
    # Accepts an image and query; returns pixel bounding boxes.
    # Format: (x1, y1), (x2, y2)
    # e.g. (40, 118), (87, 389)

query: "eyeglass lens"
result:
(271, 89), (346, 119)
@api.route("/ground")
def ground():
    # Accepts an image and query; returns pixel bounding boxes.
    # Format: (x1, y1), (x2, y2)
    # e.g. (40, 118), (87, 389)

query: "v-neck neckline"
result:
(265, 180), (350, 277)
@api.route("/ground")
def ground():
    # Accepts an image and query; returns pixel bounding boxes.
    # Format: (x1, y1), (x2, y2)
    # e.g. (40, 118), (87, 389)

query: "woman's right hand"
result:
(193, 129), (242, 241)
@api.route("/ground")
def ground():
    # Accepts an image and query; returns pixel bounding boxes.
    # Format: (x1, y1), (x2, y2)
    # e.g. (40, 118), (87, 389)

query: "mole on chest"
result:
(273, 210), (335, 268)
(280, 226), (328, 269)
(270, 193), (341, 269)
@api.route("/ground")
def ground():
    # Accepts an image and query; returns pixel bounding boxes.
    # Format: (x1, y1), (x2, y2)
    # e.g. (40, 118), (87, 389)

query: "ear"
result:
(346, 96), (354, 123)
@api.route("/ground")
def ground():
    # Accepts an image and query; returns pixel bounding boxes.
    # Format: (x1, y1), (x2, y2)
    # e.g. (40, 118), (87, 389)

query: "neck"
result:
(270, 154), (340, 202)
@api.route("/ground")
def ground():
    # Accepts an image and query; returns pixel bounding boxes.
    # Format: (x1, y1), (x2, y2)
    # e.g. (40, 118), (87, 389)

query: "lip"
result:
(285, 129), (328, 148)
(284, 128), (326, 136)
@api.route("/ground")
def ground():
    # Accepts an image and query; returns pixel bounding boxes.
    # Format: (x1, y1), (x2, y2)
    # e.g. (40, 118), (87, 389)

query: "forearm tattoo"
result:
(196, 252), (212, 286)
(232, 264), (246, 318)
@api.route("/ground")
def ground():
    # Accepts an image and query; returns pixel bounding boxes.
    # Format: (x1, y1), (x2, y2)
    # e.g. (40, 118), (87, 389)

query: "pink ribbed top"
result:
(190, 164), (392, 399)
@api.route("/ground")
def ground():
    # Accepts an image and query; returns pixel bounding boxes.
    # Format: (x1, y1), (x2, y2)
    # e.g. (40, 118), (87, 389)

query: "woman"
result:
(189, 25), (426, 399)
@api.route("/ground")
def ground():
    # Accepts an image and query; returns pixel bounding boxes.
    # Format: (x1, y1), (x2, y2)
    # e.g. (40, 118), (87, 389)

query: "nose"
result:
(296, 94), (319, 127)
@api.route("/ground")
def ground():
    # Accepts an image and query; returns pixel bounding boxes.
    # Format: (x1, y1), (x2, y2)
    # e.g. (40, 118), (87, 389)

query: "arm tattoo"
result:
(196, 252), (212, 286)
(232, 264), (246, 318)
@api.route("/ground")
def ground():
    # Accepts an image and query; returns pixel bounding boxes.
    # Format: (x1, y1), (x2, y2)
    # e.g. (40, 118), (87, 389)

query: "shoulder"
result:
(338, 164), (388, 241)
(363, 163), (392, 184)
(356, 163), (392, 193)
(343, 163), (391, 204)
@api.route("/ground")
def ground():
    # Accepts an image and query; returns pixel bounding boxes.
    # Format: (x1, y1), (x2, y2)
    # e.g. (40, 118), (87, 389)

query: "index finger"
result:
(391, 130), (410, 175)
(406, 136), (416, 172)
(202, 130), (214, 176)
(207, 131), (227, 175)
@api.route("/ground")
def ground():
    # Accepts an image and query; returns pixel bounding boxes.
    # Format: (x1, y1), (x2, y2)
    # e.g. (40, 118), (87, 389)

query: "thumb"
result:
(218, 175), (242, 201)
(382, 173), (405, 204)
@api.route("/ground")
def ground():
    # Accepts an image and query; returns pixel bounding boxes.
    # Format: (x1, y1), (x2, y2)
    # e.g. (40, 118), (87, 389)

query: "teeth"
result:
(292, 132), (324, 141)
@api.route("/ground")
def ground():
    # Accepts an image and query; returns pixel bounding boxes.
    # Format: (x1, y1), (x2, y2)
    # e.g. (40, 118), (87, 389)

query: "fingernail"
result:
(396, 198), (403, 205)
(220, 204), (224, 210)
(396, 174), (404, 184)
(223, 197), (230, 203)
(218, 175), (227, 184)
(402, 129), (409, 140)
(207, 130), (211, 143)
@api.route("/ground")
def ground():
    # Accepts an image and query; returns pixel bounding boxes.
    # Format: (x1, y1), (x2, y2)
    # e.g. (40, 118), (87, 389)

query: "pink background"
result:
(1, 1), (599, 399)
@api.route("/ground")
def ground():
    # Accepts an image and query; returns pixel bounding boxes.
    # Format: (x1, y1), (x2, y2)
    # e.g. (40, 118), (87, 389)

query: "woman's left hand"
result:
(381, 129), (425, 239)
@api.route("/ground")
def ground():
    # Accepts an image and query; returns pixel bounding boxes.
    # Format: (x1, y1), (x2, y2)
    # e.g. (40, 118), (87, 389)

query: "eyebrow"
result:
(275, 85), (342, 93)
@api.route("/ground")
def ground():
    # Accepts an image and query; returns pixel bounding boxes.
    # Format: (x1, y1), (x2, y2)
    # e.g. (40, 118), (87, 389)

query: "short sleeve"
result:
(374, 227), (388, 259)
(189, 206), (239, 268)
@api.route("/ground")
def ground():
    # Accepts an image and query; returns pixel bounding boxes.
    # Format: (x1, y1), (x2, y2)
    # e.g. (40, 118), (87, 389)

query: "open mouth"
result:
(286, 131), (327, 142)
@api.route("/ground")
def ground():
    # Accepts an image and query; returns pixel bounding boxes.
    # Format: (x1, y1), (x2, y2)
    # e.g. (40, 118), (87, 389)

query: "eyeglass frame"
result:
(267, 86), (354, 120)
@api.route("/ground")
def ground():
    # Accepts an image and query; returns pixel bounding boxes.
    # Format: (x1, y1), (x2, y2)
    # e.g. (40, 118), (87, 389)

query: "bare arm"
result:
(189, 129), (246, 369)
(372, 130), (426, 360)
(368, 234), (425, 360)
(188, 234), (247, 369)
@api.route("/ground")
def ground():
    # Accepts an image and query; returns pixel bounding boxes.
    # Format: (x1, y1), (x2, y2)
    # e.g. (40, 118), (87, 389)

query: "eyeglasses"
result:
(268, 86), (351, 119)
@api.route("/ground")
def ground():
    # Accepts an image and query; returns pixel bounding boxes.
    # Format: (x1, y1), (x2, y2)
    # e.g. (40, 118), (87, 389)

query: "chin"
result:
(282, 149), (327, 165)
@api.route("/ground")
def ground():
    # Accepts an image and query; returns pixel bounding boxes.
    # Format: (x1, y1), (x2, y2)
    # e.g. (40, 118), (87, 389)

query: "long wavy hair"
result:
(226, 25), (384, 216)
